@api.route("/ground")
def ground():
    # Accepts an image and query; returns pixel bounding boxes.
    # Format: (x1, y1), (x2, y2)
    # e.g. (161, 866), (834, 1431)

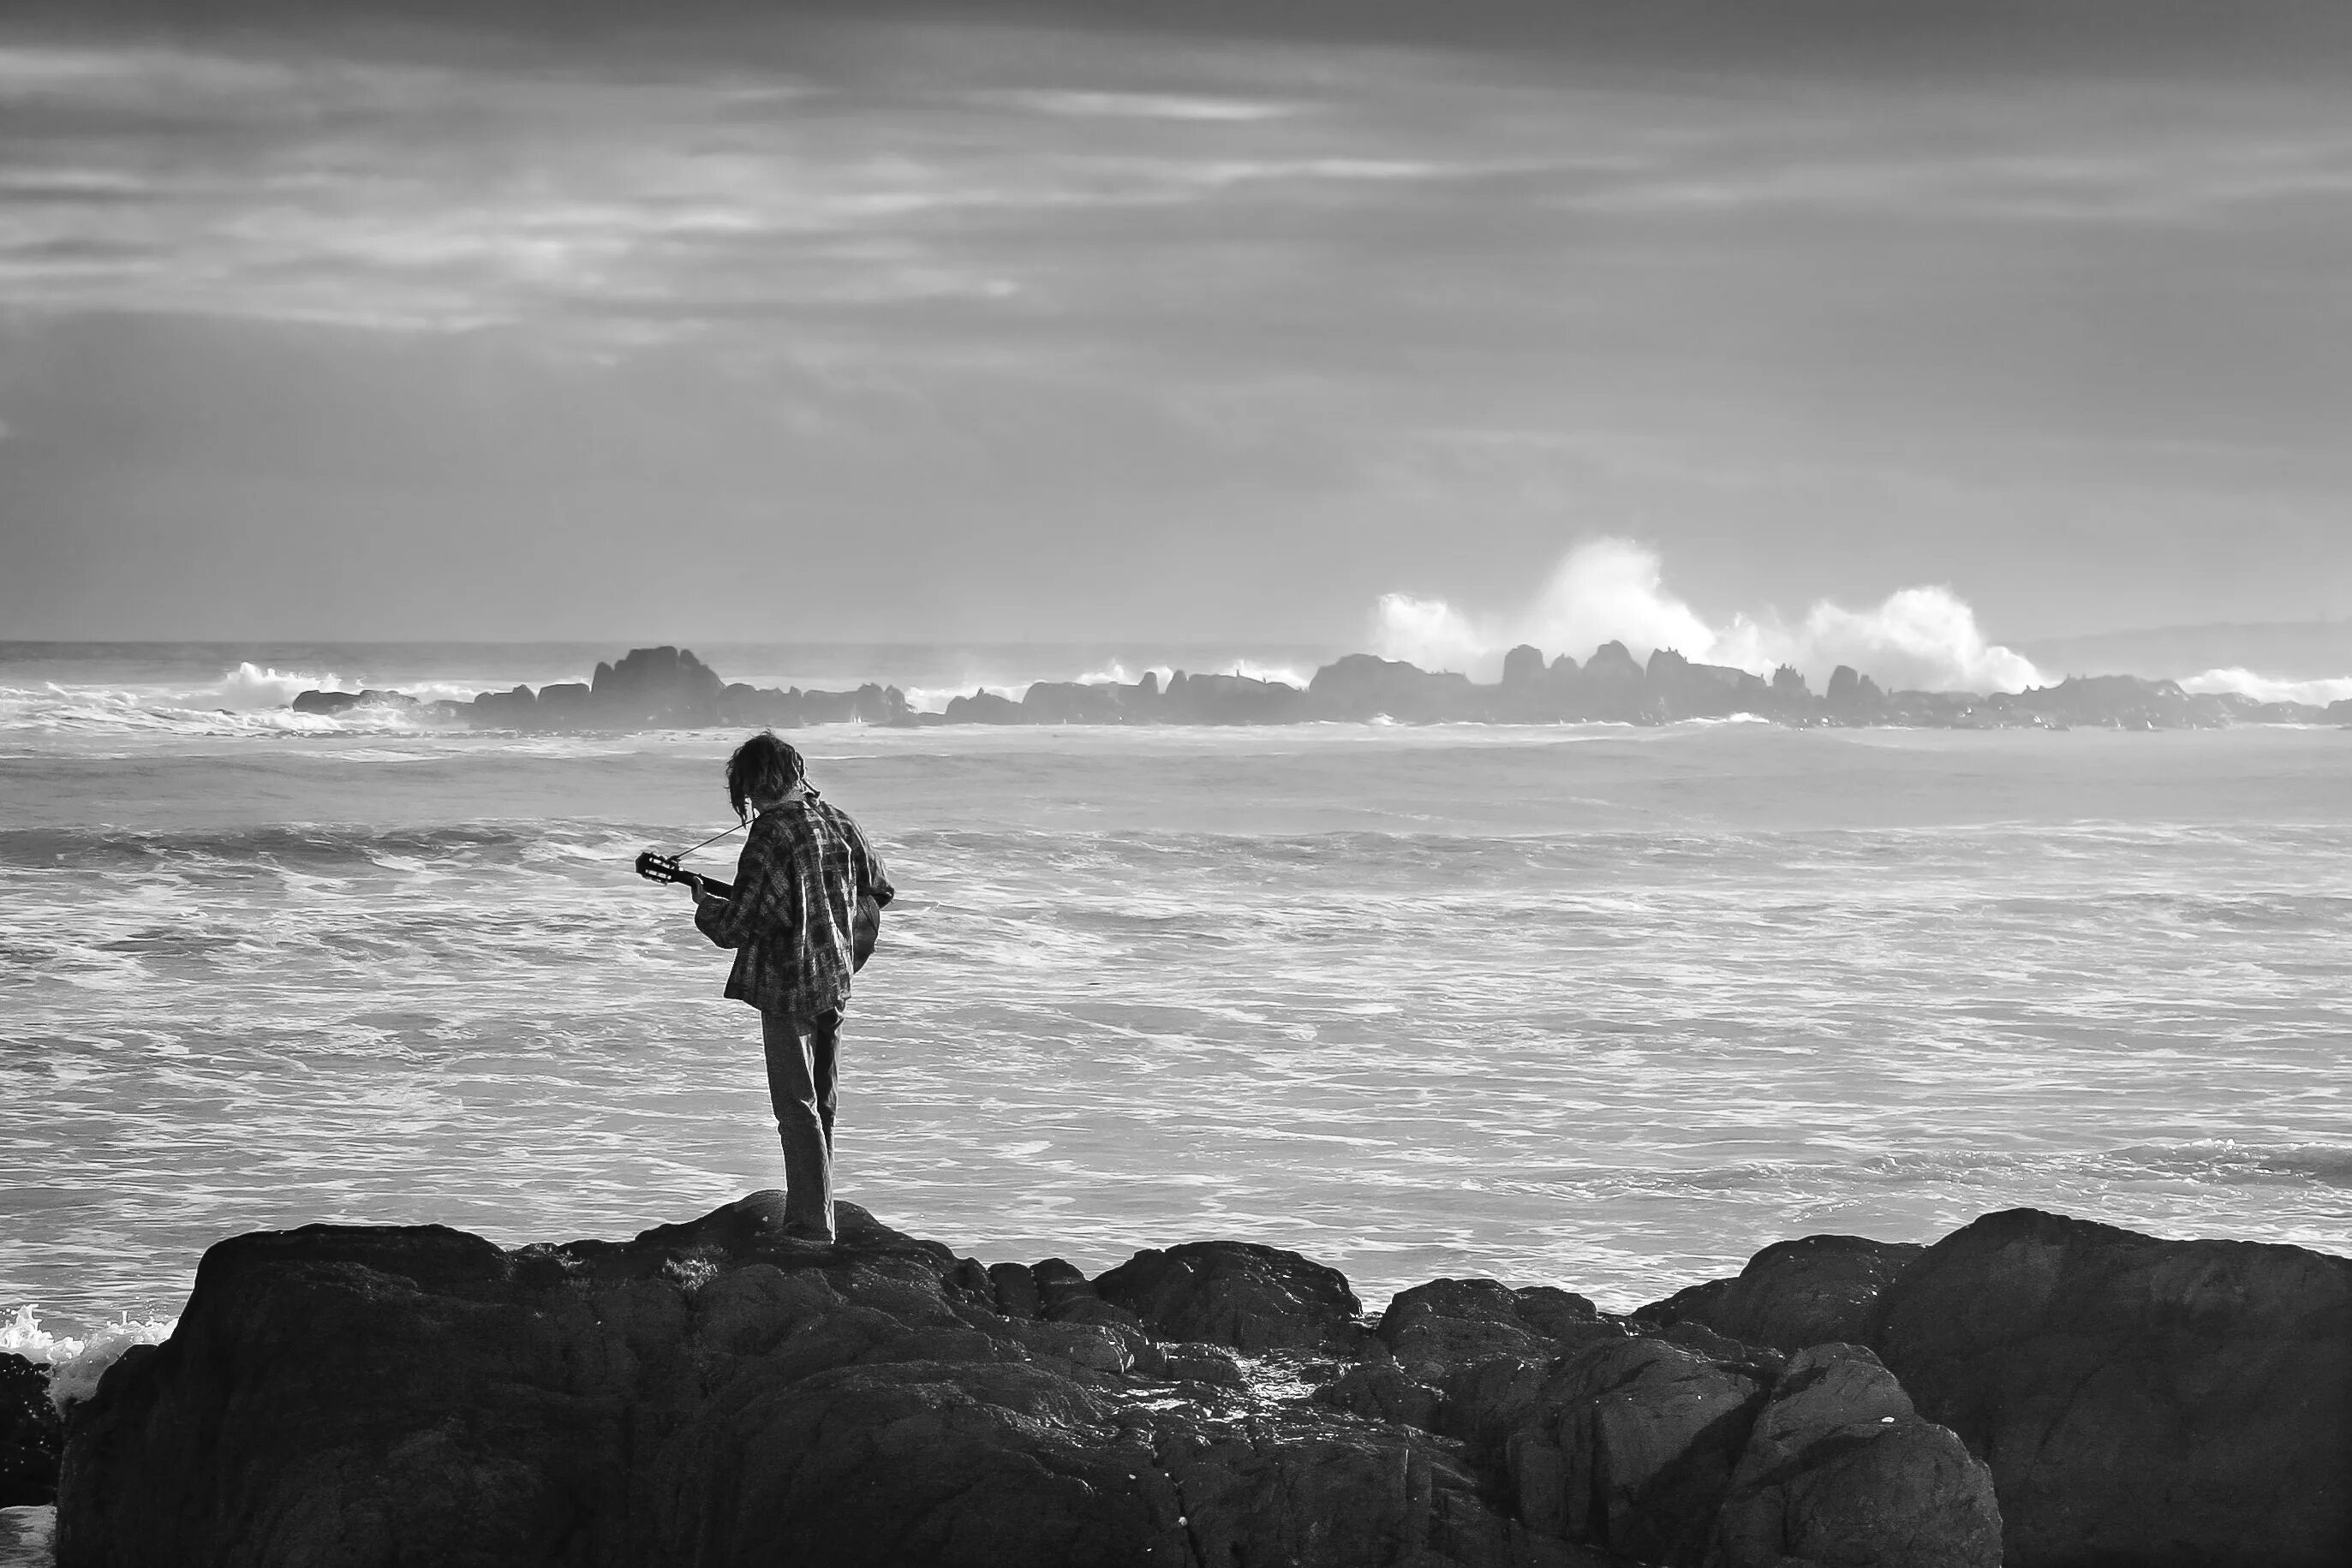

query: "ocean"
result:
(3, 641), (2348, 1342)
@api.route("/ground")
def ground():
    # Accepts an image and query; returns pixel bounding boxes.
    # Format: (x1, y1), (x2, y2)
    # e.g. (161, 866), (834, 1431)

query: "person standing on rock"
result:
(689, 732), (893, 1244)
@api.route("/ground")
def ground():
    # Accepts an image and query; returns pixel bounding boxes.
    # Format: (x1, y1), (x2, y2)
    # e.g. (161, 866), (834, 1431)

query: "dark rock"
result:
(1047, 1294), (1149, 1339)
(1306, 654), (1480, 723)
(1311, 1362), (1443, 1430)
(1575, 641), (1651, 722)
(1028, 1257), (1096, 1316)
(1156, 1342), (1247, 1390)
(1824, 664), (1886, 718)
(1633, 1233), (1925, 1354)
(1432, 1353), (1552, 1466)
(1985, 672), (2207, 730)
(469, 683), (539, 724)
(290, 689), (359, 715)
(295, 687), (415, 717)
(1645, 647), (1768, 719)
(944, 689), (1025, 724)
(714, 683), (798, 727)
(2, 1350), (61, 1506)
(588, 646), (725, 726)
(57, 1196), (1587, 1568)
(1376, 1278), (1610, 1379)
(1655, 1320), (1784, 1379)
(1501, 645), (1549, 689)
(1381, 1279), (1546, 1373)
(1019, 680), (1159, 724)
(986, 1261), (1042, 1320)
(1503, 1336), (1770, 1565)
(781, 682), (907, 726)
(1160, 671), (1309, 724)
(1710, 1343), (2001, 1568)
(1093, 1241), (1370, 1356)
(1868, 1207), (2352, 1568)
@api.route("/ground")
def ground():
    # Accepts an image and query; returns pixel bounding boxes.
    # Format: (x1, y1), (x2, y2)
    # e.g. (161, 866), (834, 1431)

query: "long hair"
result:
(726, 731), (804, 821)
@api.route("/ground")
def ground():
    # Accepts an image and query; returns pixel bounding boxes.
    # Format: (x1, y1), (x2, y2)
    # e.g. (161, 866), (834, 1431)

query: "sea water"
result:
(2, 643), (2348, 1338)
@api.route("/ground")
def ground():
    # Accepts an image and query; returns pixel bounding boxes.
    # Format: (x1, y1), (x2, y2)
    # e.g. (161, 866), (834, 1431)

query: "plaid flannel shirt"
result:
(695, 789), (894, 1020)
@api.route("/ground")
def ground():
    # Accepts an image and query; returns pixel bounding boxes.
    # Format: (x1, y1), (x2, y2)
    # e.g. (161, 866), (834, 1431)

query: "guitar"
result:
(636, 850), (880, 971)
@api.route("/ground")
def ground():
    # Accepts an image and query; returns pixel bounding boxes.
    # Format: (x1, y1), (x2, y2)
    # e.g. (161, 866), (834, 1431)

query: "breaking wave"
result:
(0, 683), (431, 738)
(0, 1303), (176, 1410)
(1375, 537), (2045, 693)
(2180, 668), (2352, 706)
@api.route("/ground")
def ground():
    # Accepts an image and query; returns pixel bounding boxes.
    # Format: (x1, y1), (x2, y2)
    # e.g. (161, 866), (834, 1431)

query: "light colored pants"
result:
(760, 1009), (839, 1241)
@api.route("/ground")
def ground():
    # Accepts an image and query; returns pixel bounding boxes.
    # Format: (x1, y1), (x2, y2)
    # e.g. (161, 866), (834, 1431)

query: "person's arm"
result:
(695, 824), (790, 949)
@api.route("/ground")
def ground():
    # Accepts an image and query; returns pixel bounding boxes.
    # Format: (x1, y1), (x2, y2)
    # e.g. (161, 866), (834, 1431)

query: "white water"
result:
(3, 658), (2347, 1338)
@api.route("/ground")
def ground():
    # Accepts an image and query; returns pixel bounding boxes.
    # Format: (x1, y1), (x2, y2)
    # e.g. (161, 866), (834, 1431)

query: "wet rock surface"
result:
(0, 1356), (59, 1508)
(1094, 1240), (1370, 1356)
(49, 1201), (2343, 1568)
(1708, 1344), (2002, 1568)
(54, 1197), (1598, 1568)
(1868, 1207), (2352, 1568)
(1633, 1233), (1925, 1354)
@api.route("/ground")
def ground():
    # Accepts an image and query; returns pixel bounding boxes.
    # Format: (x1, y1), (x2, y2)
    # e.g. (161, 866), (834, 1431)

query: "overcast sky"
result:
(2, 0), (2347, 645)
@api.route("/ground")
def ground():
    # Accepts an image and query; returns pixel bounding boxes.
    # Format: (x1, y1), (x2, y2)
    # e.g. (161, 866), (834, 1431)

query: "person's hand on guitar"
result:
(689, 877), (726, 911)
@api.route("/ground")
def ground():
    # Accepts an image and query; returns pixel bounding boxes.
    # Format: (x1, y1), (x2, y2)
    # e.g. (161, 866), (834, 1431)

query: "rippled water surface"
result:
(3, 704), (2349, 1331)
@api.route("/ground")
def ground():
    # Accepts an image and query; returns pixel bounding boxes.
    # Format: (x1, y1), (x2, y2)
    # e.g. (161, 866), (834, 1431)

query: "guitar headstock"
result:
(635, 850), (690, 887)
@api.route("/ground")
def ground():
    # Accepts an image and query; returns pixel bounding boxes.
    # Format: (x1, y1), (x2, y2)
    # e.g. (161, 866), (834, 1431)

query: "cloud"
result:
(1373, 537), (2044, 693)
(982, 89), (1298, 122)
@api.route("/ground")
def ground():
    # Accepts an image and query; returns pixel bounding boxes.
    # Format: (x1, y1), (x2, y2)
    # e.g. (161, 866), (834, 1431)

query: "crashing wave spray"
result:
(1375, 538), (2045, 692)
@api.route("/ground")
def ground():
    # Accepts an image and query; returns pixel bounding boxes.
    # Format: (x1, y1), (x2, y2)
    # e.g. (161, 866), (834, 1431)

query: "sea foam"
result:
(0, 1303), (177, 1410)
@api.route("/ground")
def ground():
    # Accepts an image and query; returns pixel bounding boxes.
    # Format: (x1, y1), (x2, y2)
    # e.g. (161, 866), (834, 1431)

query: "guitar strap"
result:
(670, 820), (749, 862)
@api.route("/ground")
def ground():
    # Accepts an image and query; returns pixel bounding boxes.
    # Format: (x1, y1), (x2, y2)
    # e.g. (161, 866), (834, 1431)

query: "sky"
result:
(1, 0), (2348, 659)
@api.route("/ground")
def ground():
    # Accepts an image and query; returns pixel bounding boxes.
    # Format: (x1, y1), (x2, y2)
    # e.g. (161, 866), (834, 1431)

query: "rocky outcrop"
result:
(1644, 648), (1768, 720)
(1, 1352), (60, 1507)
(1824, 664), (1885, 719)
(589, 646), (725, 725)
(52, 1203), (2343, 1568)
(286, 645), (2338, 732)
(1868, 1207), (2352, 1568)
(1502, 1336), (1776, 1565)
(1709, 1343), (2002, 1568)
(1157, 670), (1310, 724)
(1501, 645), (1548, 689)
(55, 1198), (1596, 1568)
(288, 689), (418, 718)
(1376, 1278), (1615, 1378)
(1307, 654), (1482, 723)
(942, 689), (1024, 724)
(1633, 1234), (1925, 1353)
(1021, 674), (1161, 724)
(1094, 1241), (1369, 1356)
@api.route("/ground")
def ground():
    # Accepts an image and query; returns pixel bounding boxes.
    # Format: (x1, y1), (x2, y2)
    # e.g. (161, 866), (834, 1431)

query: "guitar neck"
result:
(693, 875), (736, 898)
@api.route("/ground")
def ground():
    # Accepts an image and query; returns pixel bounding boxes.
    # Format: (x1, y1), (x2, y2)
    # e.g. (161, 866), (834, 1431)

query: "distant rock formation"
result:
(942, 689), (1024, 724)
(1501, 644), (1548, 689)
(1160, 670), (1310, 724)
(1307, 653), (1479, 722)
(284, 642), (2350, 733)
(288, 689), (417, 718)
(1645, 647), (1770, 720)
(48, 1202), (2347, 1567)
(588, 646), (725, 726)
